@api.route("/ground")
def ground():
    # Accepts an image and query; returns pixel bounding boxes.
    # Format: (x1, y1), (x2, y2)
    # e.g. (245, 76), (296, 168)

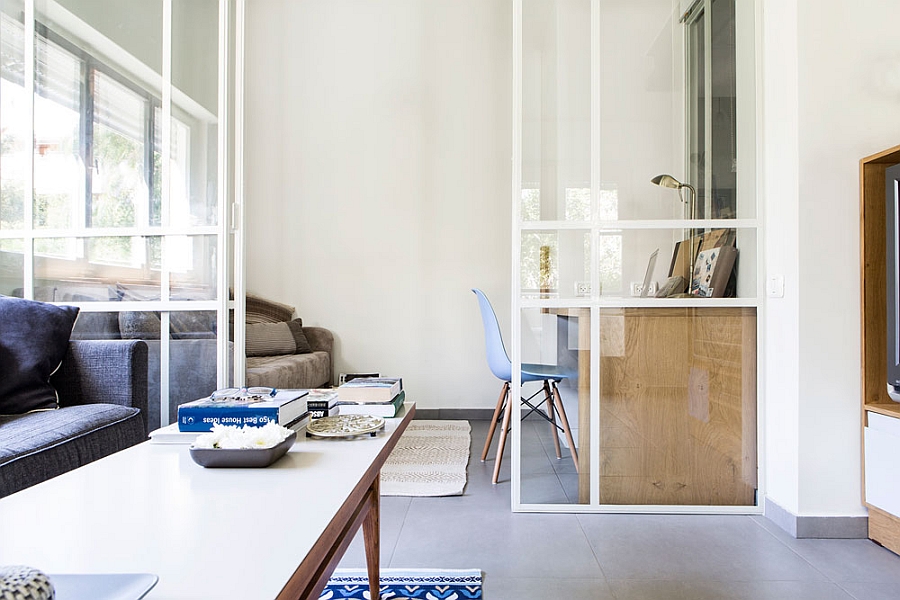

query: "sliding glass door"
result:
(512, 0), (759, 512)
(0, 0), (243, 431)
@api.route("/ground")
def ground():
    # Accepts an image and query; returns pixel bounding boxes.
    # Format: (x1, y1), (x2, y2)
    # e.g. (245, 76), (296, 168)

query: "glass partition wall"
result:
(512, 0), (759, 511)
(0, 0), (241, 431)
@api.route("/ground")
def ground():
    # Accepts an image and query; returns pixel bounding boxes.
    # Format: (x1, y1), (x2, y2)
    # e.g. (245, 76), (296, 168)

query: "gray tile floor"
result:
(338, 420), (900, 600)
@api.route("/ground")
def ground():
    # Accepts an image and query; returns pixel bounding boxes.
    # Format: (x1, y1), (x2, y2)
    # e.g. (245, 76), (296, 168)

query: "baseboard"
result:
(764, 498), (868, 539)
(413, 408), (494, 421)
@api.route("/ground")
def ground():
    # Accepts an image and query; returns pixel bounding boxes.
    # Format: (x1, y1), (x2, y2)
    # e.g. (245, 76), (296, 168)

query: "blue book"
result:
(177, 390), (308, 432)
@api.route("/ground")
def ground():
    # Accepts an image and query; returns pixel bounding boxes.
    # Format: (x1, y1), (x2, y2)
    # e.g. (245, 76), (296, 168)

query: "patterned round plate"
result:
(306, 414), (385, 438)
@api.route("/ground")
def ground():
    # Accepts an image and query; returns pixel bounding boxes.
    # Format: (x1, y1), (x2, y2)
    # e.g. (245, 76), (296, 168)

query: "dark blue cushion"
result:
(0, 297), (79, 414)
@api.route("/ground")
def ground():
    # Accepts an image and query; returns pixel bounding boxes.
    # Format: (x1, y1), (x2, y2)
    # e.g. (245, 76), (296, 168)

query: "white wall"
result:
(244, 0), (512, 409)
(245, 0), (900, 518)
(762, 0), (801, 516)
(764, 0), (900, 517)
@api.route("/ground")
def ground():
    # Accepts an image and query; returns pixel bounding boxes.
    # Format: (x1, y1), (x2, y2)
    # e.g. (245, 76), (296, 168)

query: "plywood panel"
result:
(869, 506), (900, 556)
(862, 161), (889, 406)
(596, 308), (757, 506)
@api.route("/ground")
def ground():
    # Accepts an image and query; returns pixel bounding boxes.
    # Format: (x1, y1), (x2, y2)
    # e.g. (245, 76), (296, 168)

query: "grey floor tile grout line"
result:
(834, 582), (868, 600)
(571, 508), (617, 590)
(384, 498), (413, 569)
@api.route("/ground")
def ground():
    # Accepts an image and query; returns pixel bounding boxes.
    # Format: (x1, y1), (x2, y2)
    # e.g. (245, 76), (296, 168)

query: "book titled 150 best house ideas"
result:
(177, 389), (309, 432)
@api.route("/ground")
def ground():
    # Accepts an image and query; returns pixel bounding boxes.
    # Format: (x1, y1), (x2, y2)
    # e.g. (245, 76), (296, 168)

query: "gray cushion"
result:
(286, 319), (312, 354)
(0, 404), (145, 497)
(119, 311), (216, 341)
(0, 297), (79, 415)
(119, 311), (161, 340)
(170, 311), (216, 339)
(71, 311), (121, 340)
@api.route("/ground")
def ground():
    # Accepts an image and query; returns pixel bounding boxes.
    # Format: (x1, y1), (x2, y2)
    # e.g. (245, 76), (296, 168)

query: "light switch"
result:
(766, 275), (785, 298)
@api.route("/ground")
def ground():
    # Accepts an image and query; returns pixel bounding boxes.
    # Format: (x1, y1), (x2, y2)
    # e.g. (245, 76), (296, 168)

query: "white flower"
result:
(193, 423), (232, 449)
(193, 421), (293, 450)
(250, 421), (290, 448)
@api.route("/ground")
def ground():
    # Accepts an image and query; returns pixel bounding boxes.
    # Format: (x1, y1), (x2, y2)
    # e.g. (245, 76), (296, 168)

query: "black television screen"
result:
(886, 162), (900, 402)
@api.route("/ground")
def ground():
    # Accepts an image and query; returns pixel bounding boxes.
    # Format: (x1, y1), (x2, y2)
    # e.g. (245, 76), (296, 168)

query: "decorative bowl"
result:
(306, 415), (385, 439)
(189, 430), (296, 468)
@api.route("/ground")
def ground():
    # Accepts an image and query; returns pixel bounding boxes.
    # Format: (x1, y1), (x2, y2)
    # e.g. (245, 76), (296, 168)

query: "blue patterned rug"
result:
(319, 568), (482, 599)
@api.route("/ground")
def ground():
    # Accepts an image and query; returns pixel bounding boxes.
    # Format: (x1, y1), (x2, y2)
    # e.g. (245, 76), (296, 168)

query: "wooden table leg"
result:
(363, 478), (380, 600)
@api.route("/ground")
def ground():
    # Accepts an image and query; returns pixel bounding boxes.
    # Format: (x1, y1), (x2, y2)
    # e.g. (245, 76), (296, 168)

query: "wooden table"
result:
(0, 403), (415, 599)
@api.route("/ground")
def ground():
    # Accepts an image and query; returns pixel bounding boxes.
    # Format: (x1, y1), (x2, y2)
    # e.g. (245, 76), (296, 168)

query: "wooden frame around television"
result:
(860, 143), (900, 556)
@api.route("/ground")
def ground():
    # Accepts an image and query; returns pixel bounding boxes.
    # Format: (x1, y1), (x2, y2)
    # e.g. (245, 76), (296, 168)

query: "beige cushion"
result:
(245, 322), (296, 356)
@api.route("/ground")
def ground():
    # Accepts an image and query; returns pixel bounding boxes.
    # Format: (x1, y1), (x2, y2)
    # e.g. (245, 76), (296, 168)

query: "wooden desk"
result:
(554, 308), (756, 506)
(0, 404), (415, 599)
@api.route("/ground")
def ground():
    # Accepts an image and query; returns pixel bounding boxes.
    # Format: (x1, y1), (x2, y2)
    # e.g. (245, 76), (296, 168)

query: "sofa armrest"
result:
(303, 327), (333, 355)
(51, 340), (149, 435)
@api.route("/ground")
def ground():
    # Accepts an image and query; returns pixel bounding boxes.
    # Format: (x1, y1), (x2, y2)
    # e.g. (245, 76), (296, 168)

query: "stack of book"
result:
(305, 389), (340, 419)
(176, 389), (309, 432)
(336, 377), (405, 417)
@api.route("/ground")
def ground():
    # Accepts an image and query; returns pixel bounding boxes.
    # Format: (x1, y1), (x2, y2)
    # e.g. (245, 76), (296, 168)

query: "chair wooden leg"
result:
(492, 393), (513, 484)
(482, 382), (509, 462)
(552, 381), (579, 472)
(544, 380), (562, 459)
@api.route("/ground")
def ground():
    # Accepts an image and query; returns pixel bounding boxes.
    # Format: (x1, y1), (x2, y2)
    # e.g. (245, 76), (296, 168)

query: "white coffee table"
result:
(0, 403), (415, 599)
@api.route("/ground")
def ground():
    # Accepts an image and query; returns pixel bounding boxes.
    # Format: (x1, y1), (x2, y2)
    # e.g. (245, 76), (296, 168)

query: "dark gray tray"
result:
(189, 430), (296, 468)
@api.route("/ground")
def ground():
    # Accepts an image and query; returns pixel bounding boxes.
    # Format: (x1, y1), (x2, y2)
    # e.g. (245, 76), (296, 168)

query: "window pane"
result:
(521, 229), (590, 299)
(710, 0), (736, 219)
(33, 235), (162, 300)
(522, 227), (756, 301)
(168, 234), (217, 300)
(522, 0), (591, 222)
(519, 306), (586, 505)
(0, 238), (24, 295)
(166, 0), (219, 229)
(33, 33), (83, 229)
(1, 9), (26, 232)
(165, 310), (221, 427)
(155, 108), (215, 228)
(92, 70), (148, 228)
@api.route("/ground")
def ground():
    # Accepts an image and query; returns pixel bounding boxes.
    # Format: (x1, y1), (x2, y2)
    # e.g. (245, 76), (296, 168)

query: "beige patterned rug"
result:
(380, 420), (471, 496)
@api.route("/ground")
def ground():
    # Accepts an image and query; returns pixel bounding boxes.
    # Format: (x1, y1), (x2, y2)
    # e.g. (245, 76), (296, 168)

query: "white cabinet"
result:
(865, 413), (900, 517)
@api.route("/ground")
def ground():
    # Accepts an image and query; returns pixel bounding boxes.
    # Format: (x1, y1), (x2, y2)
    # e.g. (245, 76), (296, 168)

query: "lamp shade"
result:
(651, 174), (684, 189)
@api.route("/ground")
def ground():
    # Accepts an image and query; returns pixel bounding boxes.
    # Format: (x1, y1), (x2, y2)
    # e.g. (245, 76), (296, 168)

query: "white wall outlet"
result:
(766, 275), (785, 298)
(630, 281), (658, 296)
(574, 281), (591, 296)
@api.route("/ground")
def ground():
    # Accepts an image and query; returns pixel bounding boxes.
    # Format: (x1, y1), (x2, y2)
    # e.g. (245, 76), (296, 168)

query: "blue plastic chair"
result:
(472, 288), (579, 484)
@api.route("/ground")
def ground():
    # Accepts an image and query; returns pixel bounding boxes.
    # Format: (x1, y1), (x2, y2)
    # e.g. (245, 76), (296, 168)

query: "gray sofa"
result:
(0, 340), (148, 498)
(71, 312), (333, 431)
(245, 326), (333, 390)
(12, 286), (334, 431)
(150, 325), (333, 427)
